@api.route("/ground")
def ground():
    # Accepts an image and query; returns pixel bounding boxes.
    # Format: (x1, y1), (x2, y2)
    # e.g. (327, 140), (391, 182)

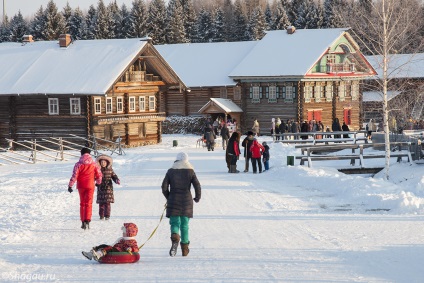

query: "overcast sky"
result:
(3, 0), (146, 19)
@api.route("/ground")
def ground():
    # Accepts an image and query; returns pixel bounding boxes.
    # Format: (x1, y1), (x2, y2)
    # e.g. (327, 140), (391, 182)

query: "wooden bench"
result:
(273, 131), (368, 145)
(296, 142), (415, 167)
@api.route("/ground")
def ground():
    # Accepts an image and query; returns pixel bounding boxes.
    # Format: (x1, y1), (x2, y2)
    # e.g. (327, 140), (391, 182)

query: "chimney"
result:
(59, 34), (72, 48)
(22, 35), (34, 43)
(286, 26), (296, 35)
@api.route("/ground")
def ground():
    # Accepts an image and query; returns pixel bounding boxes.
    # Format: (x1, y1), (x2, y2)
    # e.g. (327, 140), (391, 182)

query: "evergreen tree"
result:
(0, 17), (11, 42)
(166, 0), (187, 43)
(30, 6), (46, 40)
(314, 1), (325, 29)
(196, 7), (213, 43)
(222, 0), (235, 41)
(94, 0), (110, 39)
(69, 7), (87, 40)
(146, 0), (167, 44)
(323, 0), (343, 28)
(246, 6), (266, 40)
(288, 0), (301, 25)
(62, 2), (73, 33)
(9, 11), (28, 42)
(85, 5), (97, 39)
(294, 0), (318, 29)
(107, 1), (120, 39)
(43, 0), (66, 40)
(180, 0), (197, 43)
(211, 7), (226, 42)
(232, 0), (248, 41)
(264, 3), (273, 30)
(129, 0), (147, 38)
(119, 4), (132, 39)
(273, 0), (291, 30)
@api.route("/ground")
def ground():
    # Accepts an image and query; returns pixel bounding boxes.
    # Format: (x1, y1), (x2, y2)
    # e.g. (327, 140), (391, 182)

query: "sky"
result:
(3, 0), (144, 19)
(1, 133), (424, 282)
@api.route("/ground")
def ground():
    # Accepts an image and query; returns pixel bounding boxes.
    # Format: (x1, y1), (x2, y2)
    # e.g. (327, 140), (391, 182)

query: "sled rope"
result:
(138, 203), (167, 250)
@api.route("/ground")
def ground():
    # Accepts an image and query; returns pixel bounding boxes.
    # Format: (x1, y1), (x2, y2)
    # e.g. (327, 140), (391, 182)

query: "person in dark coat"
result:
(332, 118), (342, 139)
(342, 122), (350, 138)
(161, 152), (201, 257)
(241, 131), (255, 172)
(262, 141), (270, 171)
(220, 124), (230, 150)
(204, 126), (216, 151)
(95, 155), (120, 220)
(226, 132), (241, 173)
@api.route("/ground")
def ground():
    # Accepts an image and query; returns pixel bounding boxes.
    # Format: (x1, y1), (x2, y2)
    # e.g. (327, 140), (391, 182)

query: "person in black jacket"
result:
(203, 126), (216, 151)
(220, 124), (230, 150)
(241, 131), (255, 172)
(162, 152), (201, 257)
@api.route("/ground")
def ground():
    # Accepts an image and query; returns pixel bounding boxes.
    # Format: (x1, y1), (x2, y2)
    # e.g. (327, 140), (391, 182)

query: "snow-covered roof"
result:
(156, 41), (257, 87)
(366, 53), (424, 79)
(0, 38), (149, 95)
(229, 28), (349, 78)
(198, 98), (243, 114)
(362, 91), (402, 102)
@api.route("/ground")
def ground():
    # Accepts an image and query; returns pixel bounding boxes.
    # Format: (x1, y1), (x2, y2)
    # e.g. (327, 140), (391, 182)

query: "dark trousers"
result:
(99, 203), (111, 218)
(251, 158), (262, 173)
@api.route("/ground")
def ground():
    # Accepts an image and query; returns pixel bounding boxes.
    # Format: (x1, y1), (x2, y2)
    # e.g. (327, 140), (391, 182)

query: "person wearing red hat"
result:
(82, 223), (139, 261)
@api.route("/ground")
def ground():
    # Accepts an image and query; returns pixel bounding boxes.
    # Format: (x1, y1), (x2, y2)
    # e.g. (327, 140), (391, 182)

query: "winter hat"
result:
(96, 154), (113, 167)
(81, 147), (91, 155)
(176, 152), (188, 162)
(262, 141), (267, 146)
(123, 223), (138, 237)
(247, 131), (254, 136)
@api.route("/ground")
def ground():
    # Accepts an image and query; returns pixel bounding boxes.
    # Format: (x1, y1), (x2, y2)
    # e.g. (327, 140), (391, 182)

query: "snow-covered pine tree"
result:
(68, 7), (87, 40)
(0, 17), (11, 42)
(264, 3), (273, 31)
(129, 0), (148, 38)
(30, 6), (46, 40)
(119, 4), (132, 39)
(294, 0), (318, 29)
(43, 0), (66, 40)
(62, 2), (73, 33)
(211, 7), (226, 42)
(146, 0), (167, 44)
(246, 6), (266, 40)
(273, 0), (291, 30)
(94, 0), (110, 39)
(9, 11), (28, 42)
(196, 7), (213, 43)
(85, 5), (97, 40)
(166, 0), (187, 43)
(107, 1), (120, 39)
(323, 0), (343, 28)
(222, 0), (235, 42)
(180, 0), (197, 43)
(232, 0), (248, 41)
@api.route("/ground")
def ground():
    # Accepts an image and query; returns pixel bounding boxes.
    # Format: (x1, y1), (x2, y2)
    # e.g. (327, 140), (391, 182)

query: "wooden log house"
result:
(0, 35), (185, 148)
(156, 27), (376, 134)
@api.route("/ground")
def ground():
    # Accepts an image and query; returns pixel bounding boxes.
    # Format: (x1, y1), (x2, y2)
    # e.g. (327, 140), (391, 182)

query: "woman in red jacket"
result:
(226, 132), (241, 173)
(249, 139), (265, 173)
(68, 148), (102, 230)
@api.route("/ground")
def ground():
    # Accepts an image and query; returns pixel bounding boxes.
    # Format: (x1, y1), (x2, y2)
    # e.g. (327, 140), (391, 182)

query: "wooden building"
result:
(0, 35), (185, 148)
(156, 27), (376, 134)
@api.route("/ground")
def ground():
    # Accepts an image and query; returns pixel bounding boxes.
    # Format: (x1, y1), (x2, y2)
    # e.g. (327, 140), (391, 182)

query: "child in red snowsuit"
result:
(249, 139), (265, 173)
(82, 223), (139, 261)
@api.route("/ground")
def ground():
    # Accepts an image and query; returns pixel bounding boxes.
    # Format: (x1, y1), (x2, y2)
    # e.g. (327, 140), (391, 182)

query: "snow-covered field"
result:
(1, 134), (423, 283)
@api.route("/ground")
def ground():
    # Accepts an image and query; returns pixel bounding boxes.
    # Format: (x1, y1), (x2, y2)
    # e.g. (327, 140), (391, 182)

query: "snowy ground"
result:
(0, 134), (424, 283)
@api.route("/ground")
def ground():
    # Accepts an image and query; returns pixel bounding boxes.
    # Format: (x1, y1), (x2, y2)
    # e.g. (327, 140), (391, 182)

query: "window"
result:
(48, 98), (59, 115)
(315, 85), (323, 102)
(129, 96), (136, 112)
(148, 96), (155, 111)
(325, 83), (333, 102)
(117, 97), (124, 113)
(344, 108), (352, 125)
(304, 85), (313, 103)
(286, 86), (294, 100)
(251, 86), (260, 103)
(94, 97), (101, 114)
(220, 88), (227, 99)
(106, 97), (113, 114)
(139, 96), (146, 112)
(268, 86), (277, 103)
(338, 82), (346, 101)
(234, 87), (241, 100)
(351, 82), (359, 100)
(70, 98), (80, 115)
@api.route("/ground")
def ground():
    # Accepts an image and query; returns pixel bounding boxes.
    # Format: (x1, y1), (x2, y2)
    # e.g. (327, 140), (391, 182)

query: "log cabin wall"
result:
(0, 97), (10, 147)
(11, 95), (88, 143)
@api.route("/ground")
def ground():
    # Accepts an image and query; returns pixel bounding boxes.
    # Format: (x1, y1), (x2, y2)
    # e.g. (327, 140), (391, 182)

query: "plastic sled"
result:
(98, 252), (140, 264)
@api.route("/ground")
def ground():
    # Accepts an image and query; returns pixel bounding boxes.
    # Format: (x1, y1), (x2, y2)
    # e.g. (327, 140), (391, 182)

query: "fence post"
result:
(32, 139), (37, 163)
(60, 137), (64, 161)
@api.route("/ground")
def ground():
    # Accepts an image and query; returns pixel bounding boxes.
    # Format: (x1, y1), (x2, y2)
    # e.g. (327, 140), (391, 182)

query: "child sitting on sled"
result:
(82, 223), (139, 261)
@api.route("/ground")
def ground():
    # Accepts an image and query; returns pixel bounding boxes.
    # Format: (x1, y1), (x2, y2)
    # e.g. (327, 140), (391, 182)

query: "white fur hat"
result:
(176, 152), (188, 162)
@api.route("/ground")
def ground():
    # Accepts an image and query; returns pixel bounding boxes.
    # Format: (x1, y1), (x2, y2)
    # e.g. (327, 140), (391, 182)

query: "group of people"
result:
(69, 148), (201, 260)
(225, 130), (270, 174)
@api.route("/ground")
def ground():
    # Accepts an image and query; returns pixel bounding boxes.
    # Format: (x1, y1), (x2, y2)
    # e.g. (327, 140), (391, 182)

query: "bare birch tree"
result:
(339, 0), (423, 180)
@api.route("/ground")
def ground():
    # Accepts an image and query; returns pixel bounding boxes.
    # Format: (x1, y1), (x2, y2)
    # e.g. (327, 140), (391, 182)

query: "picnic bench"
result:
(295, 142), (415, 167)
